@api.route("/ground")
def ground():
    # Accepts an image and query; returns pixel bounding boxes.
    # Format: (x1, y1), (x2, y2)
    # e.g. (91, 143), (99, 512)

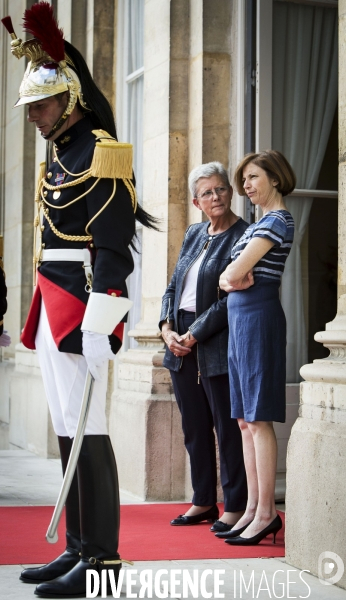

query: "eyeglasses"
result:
(195, 186), (229, 200)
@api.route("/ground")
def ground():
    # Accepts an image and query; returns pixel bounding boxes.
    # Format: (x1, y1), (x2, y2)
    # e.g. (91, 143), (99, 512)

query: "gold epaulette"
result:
(90, 130), (133, 180)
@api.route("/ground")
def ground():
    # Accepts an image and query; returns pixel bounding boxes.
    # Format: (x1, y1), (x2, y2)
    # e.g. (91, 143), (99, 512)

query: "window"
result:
(117, 0), (145, 350)
(272, 0), (338, 380)
(118, 0), (144, 204)
(242, 0), (338, 382)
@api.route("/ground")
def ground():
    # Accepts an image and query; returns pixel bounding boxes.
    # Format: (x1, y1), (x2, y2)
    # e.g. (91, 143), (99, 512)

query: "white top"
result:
(179, 249), (206, 312)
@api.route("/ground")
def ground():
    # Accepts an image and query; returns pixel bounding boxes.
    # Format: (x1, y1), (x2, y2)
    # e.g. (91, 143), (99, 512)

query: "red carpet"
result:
(0, 504), (284, 565)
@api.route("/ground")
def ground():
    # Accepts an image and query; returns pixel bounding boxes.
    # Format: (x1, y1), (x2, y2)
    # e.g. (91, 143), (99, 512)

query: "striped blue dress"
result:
(227, 210), (294, 422)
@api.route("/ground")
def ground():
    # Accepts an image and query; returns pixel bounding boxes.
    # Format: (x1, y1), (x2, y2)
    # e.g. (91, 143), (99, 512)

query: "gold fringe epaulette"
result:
(90, 130), (133, 180)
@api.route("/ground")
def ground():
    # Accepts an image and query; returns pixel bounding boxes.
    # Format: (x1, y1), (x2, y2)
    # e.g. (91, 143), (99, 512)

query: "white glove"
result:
(0, 330), (11, 347)
(82, 331), (115, 381)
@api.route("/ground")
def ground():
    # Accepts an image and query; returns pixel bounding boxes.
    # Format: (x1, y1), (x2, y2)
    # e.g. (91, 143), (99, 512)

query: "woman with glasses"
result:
(159, 162), (248, 531)
(219, 150), (295, 546)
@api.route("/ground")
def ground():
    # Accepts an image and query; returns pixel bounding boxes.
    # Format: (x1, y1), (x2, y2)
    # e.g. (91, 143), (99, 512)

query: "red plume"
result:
(1, 16), (15, 35)
(22, 2), (65, 63)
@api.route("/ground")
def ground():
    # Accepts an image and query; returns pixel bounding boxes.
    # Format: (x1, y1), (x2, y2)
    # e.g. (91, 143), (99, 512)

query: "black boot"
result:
(20, 437), (81, 584)
(35, 435), (122, 598)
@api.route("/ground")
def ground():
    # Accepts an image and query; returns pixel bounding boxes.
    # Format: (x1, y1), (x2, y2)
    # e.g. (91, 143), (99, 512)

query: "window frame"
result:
(116, 0), (145, 351)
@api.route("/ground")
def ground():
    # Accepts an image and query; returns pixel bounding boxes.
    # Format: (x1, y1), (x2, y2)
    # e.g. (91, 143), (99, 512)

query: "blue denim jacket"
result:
(159, 218), (248, 377)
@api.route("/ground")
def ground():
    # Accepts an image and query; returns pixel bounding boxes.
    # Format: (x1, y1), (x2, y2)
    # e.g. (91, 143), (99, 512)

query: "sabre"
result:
(46, 370), (95, 543)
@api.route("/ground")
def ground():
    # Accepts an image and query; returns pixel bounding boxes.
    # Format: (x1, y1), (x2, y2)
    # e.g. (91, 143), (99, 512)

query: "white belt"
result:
(40, 248), (93, 292)
(41, 249), (86, 262)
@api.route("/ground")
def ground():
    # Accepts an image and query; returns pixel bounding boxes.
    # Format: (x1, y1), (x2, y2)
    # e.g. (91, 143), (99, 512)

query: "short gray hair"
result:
(188, 161), (231, 197)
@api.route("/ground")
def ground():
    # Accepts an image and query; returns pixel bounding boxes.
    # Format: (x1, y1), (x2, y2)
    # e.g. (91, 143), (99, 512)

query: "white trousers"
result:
(35, 300), (108, 438)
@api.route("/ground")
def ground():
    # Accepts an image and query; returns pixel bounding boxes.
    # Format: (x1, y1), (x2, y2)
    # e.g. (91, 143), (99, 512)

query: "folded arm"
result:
(219, 237), (274, 292)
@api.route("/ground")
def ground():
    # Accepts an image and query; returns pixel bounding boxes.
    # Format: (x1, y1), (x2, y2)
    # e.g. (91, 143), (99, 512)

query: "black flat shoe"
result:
(20, 549), (80, 584)
(170, 505), (219, 526)
(210, 520), (234, 533)
(215, 520), (253, 539)
(225, 514), (282, 546)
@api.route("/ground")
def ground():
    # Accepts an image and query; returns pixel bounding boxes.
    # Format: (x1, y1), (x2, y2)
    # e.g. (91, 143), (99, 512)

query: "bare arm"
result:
(219, 237), (274, 292)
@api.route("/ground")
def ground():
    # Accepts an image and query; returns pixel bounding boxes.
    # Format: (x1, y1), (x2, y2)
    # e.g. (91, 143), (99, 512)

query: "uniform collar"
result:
(54, 115), (92, 151)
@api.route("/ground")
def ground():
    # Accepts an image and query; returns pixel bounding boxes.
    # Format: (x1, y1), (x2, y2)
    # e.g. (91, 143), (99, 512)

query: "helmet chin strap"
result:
(43, 110), (69, 140)
(44, 85), (78, 140)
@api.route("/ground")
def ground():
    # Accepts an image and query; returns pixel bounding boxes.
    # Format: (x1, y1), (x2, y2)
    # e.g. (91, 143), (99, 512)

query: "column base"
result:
(109, 345), (186, 500)
(286, 379), (346, 589)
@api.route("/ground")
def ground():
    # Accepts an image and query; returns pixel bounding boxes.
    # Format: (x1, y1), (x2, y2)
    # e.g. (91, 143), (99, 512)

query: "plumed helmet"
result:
(1, 2), (89, 137)
(16, 58), (83, 109)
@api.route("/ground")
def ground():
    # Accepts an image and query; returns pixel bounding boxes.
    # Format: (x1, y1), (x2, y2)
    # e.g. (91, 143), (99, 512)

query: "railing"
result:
(290, 189), (338, 199)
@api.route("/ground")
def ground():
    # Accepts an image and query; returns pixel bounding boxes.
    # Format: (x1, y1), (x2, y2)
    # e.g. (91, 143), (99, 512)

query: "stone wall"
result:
(110, 0), (188, 500)
(0, 0), (33, 355)
(110, 0), (242, 501)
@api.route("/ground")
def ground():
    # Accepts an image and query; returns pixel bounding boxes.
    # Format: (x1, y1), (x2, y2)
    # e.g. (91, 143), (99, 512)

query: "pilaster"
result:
(0, 0), (36, 357)
(109, 0), (189, 500)
(188, 0), (235, 225)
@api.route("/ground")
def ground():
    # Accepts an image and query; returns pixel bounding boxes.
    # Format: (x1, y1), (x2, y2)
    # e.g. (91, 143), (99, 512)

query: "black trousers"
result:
(169, 310), (247, 511)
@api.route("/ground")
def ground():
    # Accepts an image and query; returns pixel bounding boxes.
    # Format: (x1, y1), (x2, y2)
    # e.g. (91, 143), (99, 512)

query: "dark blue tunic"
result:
(21, 116), (135, 355)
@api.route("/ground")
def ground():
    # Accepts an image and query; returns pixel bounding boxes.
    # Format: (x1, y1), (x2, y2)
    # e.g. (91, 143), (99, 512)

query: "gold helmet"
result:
(1, 2), (89, 138)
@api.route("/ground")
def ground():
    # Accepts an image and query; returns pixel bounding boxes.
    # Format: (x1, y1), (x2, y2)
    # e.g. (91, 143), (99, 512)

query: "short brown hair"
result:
(233, 150), (296, 197)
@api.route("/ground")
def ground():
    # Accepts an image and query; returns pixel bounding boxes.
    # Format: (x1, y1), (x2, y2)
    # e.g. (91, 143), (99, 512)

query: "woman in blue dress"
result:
(218, 150), (295, 546)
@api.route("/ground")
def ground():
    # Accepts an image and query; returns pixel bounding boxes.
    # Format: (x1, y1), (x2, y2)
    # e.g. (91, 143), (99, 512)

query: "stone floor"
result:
(1, 449), (346, 600)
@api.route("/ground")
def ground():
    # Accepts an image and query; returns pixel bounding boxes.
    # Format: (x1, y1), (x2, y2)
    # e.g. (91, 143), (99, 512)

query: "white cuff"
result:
(81, 292), (133, 335)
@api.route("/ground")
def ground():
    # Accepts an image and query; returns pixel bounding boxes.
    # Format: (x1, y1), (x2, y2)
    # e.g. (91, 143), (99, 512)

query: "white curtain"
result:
(272, 1), (338, 382)
(125, 0), (144, 349)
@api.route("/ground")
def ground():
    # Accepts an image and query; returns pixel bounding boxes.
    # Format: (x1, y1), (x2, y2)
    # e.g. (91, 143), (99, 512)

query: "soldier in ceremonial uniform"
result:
(2, 3), (157, 597)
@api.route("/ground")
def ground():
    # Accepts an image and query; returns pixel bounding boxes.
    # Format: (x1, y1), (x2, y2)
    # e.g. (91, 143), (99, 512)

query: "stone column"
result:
(188, 0), (234, 224)
(0, 0), (41, 450)
(92, 0), (116, 106)
(285, 1), (346, 589)
(0, 0), (36, 354)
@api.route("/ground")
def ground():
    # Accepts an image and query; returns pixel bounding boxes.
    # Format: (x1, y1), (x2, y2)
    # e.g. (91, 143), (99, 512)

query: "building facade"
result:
(0, 0), (345, 588)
